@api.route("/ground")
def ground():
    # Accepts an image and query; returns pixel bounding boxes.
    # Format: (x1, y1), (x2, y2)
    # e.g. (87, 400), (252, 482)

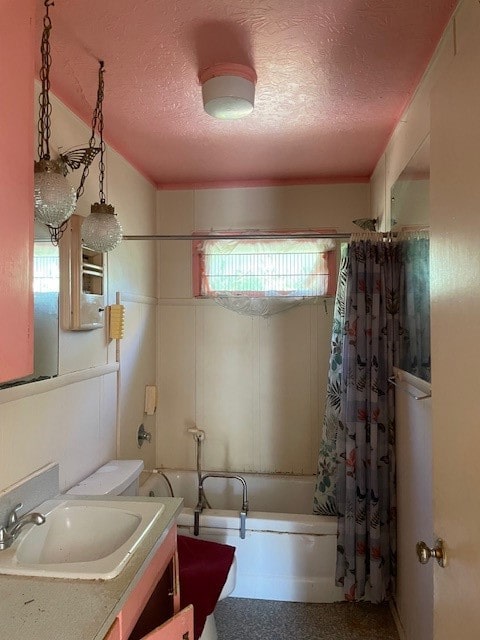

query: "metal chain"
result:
(47, 220), (68, 246)
(76, 61), (105, 200)
(96, 61), (106, 203)
(37, 0), (54, 161)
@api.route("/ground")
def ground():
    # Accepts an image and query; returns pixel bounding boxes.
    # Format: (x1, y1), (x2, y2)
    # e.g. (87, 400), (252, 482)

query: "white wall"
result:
(106, 145), (158, 471)
(156, 183), (369, 474)
(0, 88), (157, 492)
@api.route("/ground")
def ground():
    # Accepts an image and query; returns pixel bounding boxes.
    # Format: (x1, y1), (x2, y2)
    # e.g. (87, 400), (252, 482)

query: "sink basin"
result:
(0, 498), (165, 580)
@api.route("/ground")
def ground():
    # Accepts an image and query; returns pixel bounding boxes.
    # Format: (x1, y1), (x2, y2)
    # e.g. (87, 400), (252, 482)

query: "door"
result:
(430, 6), (480, 638)
(140, 606), (193, 640)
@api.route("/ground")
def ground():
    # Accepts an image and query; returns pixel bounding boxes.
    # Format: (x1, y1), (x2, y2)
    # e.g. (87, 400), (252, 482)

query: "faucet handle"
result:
(8, 503), (23, 526)
(137, 424), (152, 447)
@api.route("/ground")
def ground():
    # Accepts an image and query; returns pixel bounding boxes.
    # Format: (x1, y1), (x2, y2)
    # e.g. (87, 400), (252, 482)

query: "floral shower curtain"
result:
(314, 235), (402, 602)
(313, 244), (349, 516)
(335, 238), (400, 602)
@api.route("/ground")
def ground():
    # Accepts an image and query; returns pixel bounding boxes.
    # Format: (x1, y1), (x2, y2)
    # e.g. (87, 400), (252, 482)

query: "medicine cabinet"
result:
(60, 214), (106, 331)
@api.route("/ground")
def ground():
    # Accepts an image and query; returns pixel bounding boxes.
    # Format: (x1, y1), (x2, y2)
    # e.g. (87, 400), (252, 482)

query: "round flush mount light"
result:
(199, 63), (257, 120)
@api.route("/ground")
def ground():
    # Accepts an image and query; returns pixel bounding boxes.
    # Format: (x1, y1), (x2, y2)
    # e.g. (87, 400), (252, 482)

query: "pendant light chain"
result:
(38, 0), (54, 161)
(95, 61), (106, 204)
(35, 0), (105, 247)
(34, 0), (76, 245)
(75, 61), (105, 201)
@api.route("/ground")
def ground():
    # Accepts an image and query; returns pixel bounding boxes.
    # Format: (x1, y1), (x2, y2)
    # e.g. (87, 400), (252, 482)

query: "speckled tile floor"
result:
(215, 598), (399, 640)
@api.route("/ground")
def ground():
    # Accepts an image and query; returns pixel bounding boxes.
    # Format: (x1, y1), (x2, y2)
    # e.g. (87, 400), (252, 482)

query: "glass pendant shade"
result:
(34, 160), (77, 227)
(82, 202), (123, 252)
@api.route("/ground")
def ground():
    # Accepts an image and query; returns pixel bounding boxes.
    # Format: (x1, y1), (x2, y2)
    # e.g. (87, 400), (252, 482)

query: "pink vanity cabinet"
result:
(0, 1), (35, 383)
(105, 608), (193, 640)
(104, 525), (194, 640)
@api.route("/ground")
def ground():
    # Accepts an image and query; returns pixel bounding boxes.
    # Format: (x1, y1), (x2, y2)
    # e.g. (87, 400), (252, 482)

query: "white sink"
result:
(0, 498), (164, 580)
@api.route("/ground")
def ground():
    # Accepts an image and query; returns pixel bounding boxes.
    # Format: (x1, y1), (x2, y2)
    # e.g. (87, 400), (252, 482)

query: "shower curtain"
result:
(335, 237), (399, 602)
(315, 234), (402, 602)
(313, 244), (349, 516)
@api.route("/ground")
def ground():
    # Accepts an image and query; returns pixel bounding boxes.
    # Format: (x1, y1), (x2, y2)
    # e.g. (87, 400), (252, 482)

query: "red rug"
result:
(177, 535), (236, 640)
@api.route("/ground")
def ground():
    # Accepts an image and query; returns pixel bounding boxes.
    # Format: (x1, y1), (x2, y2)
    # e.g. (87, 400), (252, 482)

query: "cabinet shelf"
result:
(83, 265), (104, 276)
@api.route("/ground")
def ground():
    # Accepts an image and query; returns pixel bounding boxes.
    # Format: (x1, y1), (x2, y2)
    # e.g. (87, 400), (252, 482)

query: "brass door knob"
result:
(416, 538), (447, 568)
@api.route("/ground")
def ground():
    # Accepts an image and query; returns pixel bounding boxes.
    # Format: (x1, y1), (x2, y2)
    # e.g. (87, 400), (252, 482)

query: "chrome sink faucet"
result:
(0, 503), (46, 550)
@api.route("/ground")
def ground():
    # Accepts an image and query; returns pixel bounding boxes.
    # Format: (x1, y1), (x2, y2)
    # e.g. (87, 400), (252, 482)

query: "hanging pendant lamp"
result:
(34, 0), (76, 240)
(82, 61), (123, 253)
(34, 0), (101, 245)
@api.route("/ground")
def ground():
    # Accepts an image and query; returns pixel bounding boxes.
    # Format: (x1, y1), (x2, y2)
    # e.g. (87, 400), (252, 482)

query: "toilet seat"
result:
(199, 556), (237, 640)
(218, 556), (236, 600)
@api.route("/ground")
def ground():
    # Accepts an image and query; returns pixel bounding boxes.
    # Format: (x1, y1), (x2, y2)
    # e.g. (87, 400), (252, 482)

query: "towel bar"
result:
(388, 375), (431, 401)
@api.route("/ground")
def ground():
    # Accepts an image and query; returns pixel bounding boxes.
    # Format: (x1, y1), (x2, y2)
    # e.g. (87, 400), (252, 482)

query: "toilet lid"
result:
(66, 460), (144, 495)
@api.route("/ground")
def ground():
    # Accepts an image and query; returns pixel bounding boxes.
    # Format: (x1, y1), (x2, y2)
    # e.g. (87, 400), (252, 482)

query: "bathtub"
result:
(139, 469), (342, 603)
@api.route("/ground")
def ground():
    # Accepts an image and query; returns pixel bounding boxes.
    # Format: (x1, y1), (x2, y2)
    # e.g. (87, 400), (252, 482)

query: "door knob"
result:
(416, 538), (447, 568)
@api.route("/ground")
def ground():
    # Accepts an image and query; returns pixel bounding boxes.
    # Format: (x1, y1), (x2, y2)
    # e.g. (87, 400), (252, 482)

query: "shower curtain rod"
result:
(122, 232), (356, 241)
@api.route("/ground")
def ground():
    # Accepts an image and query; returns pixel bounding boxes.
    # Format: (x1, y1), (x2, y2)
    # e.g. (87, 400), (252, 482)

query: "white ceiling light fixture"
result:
(199, 63), (257, 120)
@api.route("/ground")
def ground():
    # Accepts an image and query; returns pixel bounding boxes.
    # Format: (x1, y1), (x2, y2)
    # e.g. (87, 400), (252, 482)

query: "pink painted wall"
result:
(0, 1), (35, 382)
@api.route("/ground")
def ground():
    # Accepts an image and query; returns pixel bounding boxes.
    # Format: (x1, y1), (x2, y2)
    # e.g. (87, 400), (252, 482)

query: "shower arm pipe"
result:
(188, 427), (211, 508)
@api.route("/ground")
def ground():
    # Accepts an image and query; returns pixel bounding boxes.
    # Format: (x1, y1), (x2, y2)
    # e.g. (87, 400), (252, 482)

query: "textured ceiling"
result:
(37, 0), (457, 187)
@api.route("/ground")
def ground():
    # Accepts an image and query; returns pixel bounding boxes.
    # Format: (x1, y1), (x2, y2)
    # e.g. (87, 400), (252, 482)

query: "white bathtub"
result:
(139, 470), (342, 603)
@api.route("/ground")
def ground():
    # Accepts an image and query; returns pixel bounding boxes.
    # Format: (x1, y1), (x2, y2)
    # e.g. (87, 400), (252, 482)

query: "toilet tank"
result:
(66, 460), (144, 496)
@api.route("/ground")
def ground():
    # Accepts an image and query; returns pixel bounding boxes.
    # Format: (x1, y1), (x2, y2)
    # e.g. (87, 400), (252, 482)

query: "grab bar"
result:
(388, 375), (431, 401)
(240, 509), (247, 539)
(194, 473), (249, 539)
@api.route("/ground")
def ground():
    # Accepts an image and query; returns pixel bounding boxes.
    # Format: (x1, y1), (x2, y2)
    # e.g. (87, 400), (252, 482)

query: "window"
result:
(193, 233), (337, 299)
(33, 242), (60, 293)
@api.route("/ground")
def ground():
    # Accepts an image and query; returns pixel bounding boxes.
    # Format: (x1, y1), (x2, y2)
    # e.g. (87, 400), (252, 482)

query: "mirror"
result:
(1, 223), (60, 388)
(391, 136), (430, 382)
(391, 137), (429, 229)
(32, 222), (60, 380)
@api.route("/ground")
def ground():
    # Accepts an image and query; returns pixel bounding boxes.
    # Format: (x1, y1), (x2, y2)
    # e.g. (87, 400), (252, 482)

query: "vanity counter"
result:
(0, 495), (183, 640)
